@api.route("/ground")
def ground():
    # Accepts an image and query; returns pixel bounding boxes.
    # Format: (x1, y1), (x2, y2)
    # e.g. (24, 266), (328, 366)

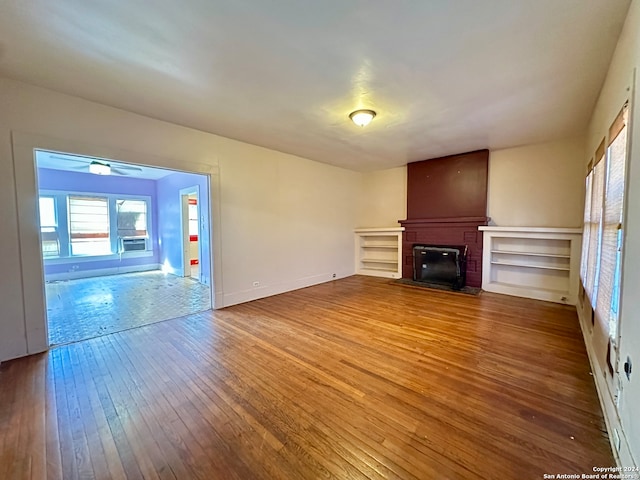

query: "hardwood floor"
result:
(0, 276), (613, 479)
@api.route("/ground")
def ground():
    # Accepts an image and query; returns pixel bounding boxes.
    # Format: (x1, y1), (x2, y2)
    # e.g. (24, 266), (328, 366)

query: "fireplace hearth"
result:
(413, 244), (468, 290)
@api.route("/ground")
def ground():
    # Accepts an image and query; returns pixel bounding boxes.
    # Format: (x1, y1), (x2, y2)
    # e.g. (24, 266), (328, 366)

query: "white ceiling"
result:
(0, 1), (631, 172)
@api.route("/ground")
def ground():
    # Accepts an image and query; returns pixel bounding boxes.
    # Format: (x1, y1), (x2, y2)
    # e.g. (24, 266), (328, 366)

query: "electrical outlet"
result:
(252, 281), (260, 287)
(624, 356), (632, 380)
(332, 273), (336, 278)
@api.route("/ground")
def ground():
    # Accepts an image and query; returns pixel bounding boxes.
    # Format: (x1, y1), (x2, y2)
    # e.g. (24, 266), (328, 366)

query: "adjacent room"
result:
(35, 150), (213, 345)
(1, 1), (639, 479)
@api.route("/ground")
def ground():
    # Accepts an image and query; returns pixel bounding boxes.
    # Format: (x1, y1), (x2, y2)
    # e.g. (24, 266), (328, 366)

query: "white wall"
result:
(0, 78), (359, 362)
(356, 141), (585, 230)
(578, 0), (640, 469)
(357, 166), (407, 227)
(0, 127), (28, 360)
(488, 138), (586, 227)
(219, 146), (358, 305)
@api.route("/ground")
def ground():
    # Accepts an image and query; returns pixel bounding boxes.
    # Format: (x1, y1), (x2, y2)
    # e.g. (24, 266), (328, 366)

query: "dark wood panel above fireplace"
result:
(401, 149), (490, 288)
(407, 149), (489, 219)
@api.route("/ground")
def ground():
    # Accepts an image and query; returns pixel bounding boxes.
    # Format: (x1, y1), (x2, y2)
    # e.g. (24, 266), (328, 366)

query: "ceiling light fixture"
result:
(349, 109), (376, 127)
(89, 161), (111, 175)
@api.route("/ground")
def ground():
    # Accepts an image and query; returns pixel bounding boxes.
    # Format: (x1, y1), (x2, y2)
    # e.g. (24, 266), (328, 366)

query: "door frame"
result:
(11, 131), (223, 357)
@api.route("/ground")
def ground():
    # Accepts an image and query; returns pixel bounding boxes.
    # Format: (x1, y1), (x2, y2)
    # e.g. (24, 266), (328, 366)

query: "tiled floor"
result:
(45, 270), (211, 345)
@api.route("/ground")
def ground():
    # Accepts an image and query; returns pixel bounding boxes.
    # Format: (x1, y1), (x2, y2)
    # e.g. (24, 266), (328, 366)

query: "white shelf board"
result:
(359, 265), (397, 272)
(355, 227), (405, 233)
(484, 281), (572, 304)
(479, 226), (582, 234)
(357, 269), (401, 279)
(361, 258), (398, 264)
(488, 281), (568, 294)
(362, 244), (399, 249)
(491, 250), (571, 259)
(490, 260), (570, 272)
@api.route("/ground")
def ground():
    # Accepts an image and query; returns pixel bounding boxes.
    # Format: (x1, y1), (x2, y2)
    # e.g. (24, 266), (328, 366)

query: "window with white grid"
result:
(68, 196), (111, 256)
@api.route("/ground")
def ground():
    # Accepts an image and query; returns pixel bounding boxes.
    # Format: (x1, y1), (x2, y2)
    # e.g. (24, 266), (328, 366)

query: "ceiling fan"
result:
(48, 154), (144, 176)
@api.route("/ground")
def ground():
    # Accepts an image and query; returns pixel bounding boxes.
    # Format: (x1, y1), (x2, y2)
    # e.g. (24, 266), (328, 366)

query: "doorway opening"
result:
(35, 149), (213, 346)
(181, 187), (202, 281)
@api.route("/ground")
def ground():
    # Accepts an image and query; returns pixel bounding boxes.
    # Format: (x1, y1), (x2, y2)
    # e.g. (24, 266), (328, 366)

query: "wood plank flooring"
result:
(0, 276), (614, 479)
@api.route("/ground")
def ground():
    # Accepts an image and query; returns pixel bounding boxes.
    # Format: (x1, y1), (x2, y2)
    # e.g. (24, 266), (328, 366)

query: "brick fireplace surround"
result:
(399, 150), (489, 288)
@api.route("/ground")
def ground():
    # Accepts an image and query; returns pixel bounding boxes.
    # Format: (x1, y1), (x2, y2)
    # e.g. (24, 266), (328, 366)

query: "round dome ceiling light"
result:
(349, 109), (376, 127)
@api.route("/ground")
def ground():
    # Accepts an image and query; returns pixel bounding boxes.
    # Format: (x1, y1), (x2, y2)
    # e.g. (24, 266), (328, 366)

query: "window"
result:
(584, 142), (606, 307)
(117, 199), (148, 238)
(579, 101), (630, 375)
(596, 104), (628, 343)
(38, 196), (59, 257)
(579, 164), (593, 289)
(39, 196), (56, 227)
(38, 192), (152, 259)
(68, 196), (111, 256)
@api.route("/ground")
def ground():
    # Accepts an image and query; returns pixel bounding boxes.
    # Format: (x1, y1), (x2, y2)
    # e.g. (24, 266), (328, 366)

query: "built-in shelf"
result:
(489, 281), (568, 294)
(362, 258), (399, 264)
(360, 265), (399, 272)
(479, 226), (582, 305)
(490, 250), (571, 259)
(490, 260), (571, 271)
(355, 227), (404, 279)
(362, 244), (399, 249)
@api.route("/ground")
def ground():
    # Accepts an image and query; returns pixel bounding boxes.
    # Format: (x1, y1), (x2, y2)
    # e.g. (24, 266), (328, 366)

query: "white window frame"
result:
(38, 189), (153, 263)
(38, 196), (60, 258)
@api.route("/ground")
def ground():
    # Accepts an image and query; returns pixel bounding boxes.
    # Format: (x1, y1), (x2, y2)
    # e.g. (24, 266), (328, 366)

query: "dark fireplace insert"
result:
(413, 244), (468, 290)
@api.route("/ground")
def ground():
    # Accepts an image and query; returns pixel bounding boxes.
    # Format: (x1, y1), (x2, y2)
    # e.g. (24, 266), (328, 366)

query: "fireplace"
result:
(400, 149), (489, 288)
(413, 244), (468, 290)
(400, 217), (486, 287)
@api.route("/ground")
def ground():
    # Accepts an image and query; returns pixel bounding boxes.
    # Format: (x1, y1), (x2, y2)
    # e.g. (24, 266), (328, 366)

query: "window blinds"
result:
(595, 105), (628, 341)
(580, 166), (593, 286)
(68, 196), (110, 255)
(585, 144), (605, 308)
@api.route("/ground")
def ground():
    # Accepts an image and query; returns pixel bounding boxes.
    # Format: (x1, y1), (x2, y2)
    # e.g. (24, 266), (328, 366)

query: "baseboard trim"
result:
(221, 270), (353, 308)
(576, 307), (636, 469)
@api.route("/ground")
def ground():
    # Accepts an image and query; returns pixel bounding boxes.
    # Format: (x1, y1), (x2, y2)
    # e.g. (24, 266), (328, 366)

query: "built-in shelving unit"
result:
(479, 226), (582, 304)
(355, 227), (404, 279)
